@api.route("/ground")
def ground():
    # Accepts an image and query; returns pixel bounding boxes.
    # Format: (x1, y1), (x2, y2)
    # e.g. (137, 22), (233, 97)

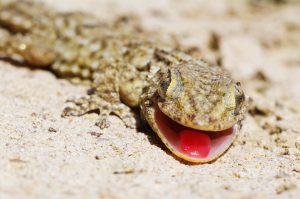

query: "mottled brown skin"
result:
(0, 1), (247, 162)
(141, 62), (247, 131)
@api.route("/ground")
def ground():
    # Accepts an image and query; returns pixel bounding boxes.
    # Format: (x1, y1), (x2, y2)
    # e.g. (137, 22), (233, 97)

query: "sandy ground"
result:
(1, 0), (300, 198)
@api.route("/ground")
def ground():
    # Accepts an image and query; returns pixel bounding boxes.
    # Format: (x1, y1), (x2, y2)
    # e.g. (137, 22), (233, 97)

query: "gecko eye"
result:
(234, 82), (245, 115)
(157, 68), (171, 99)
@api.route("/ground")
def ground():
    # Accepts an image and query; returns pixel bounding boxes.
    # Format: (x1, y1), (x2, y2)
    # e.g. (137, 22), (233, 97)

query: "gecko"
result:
(0, 0), (248, 163)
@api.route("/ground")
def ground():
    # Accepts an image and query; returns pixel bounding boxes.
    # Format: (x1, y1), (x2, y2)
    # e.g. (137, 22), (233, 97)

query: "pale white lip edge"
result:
(207, 124), (238, 160)
(166, 124), (238, 163)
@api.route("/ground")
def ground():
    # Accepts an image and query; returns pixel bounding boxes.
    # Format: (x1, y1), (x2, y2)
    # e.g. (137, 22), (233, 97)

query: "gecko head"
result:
(141, 62), (247, 163)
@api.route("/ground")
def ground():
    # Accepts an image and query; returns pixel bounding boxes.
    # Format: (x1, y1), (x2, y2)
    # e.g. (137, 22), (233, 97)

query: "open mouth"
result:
(154, 104), (236, 163)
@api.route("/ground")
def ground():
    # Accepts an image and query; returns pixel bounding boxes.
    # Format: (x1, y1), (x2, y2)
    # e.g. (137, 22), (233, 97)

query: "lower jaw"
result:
(153, 104), (237, 163)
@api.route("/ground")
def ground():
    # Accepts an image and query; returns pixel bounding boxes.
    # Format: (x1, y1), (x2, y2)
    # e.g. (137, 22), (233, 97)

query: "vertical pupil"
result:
(234, 83), (245, 115)
(158, 69), (171, 98)
(161, 80), (170, 92)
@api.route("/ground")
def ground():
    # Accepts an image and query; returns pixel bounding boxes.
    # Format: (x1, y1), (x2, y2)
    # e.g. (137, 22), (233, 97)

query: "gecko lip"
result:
(153, 103), (237, 163)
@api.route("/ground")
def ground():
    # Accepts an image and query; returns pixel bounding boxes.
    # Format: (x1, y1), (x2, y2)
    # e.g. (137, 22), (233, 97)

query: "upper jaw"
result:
(157, 100), (237, 132)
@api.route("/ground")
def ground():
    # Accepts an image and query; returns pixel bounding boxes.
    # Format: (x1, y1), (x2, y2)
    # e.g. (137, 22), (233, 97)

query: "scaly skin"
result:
(0, 1), (248, 163)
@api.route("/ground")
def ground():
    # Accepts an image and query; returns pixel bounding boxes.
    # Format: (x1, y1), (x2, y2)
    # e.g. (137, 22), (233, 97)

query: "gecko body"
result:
(0, 1), (247, 163)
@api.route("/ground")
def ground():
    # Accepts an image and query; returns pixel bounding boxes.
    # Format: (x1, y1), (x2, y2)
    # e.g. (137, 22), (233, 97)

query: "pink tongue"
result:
(179, 130), (211, 158)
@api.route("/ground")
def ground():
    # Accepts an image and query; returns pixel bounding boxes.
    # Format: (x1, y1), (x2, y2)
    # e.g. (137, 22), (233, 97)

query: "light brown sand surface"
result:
(0, 0), (300, 198)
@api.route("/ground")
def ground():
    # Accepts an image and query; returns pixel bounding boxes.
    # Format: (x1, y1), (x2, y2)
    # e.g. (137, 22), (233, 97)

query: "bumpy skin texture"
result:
(0, 1), (247, 162)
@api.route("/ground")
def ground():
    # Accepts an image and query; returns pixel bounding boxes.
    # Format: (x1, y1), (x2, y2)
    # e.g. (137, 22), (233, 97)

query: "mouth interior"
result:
(154, 104), (236, 160)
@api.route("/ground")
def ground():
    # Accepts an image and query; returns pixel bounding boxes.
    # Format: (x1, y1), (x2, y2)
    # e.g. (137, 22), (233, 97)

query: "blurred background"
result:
(1, 0), (300, 198)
